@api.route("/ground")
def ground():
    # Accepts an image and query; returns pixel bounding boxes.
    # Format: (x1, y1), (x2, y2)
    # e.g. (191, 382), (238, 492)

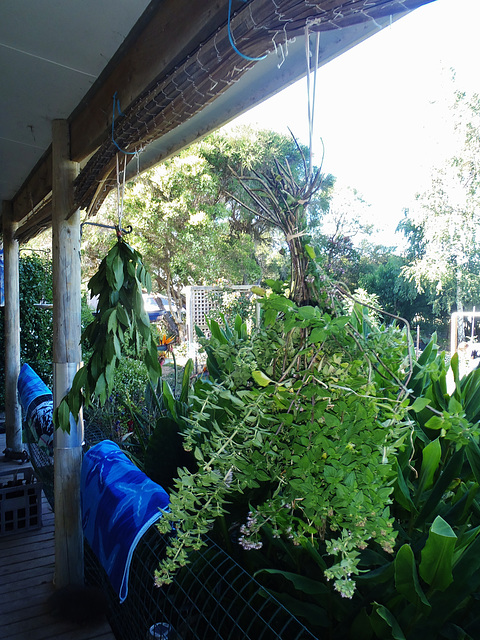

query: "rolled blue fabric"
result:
(81, 440), (170, 602)
(17, 363), (54, 457)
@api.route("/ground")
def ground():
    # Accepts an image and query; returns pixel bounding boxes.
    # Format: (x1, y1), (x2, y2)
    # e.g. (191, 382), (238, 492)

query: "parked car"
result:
(142, 294), (180, 323)
(142, 295), (164, 322)
(88, 292), (176, 325)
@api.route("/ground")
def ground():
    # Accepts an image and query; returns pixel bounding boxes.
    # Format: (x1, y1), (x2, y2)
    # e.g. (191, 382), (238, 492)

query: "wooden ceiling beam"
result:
(10, 0), (434, 238)
(12, 0), (229, 227)
(12, 150), (52, 224)
(69, 0), (228, 162)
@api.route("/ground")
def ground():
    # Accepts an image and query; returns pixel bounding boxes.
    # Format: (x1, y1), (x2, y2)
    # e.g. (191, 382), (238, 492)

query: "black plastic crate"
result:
(0, 467), (43, 535)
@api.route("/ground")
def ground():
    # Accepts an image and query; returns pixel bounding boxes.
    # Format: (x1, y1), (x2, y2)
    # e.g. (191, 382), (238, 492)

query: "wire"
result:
(111, 92), (137, 155)
(305, 25), (320, 178)
(228, 0), (267, 62)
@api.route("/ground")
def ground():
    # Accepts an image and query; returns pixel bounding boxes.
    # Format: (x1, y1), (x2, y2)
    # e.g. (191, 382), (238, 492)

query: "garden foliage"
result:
(154, 288), (411, 595)
(146, 289), (480, 639)
(0, 253), (53, 406)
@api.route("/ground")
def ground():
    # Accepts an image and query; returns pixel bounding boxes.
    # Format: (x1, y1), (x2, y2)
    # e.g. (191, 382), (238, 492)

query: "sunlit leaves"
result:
(156, 291), (410, 597)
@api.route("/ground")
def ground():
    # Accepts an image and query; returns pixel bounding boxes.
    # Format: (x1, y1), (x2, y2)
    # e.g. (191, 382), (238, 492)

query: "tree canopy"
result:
(400, 91), (480, 342)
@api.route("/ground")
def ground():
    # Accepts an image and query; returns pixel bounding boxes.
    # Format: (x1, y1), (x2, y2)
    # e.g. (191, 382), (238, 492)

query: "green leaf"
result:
(394, 544), (430, 611)
(113, 334), (122, 358)
(234, 314), (243, 336)
(208, 319), (228, 344)
(453, 524), (480, 564)
(264, 279), (285, 294)
(105, 243), (119, 266)
(418, 437), (442, 494)
(254, 569), (328, 595)
(450, 352), (460, 388)
(350, 608), (374, 640)
(448, 395), (463, 414)
(466, 438), (480, 483)
(116, 304), (130, 329)
(162, 380), (178, 422)
(410, 397), (432, 413)
(259, 588), (329, 628)
(297, 306), (316, 319)
(179, 358), (194, 405)
(55, 398), (71, 433)
(107, 308), (117, 334)
(94, 373), (107, 400)
(263, 307), (277, 326)
(439, 623), (473, 640)
(393, 459), (417, 514)
(307, 327), (326, 344)
(70, 366), (87, 396)
(252, 370), (273, 387)
(304, 243), (316, 260)
(370, 604), (406, 640)
(356, 561), (394, 586)
(415, 449), (464, 528)
(266, 296), (295, 311)
(425, 415), (445, 430)
(419, 516), (456, 591)
(112, 254), (124, 290)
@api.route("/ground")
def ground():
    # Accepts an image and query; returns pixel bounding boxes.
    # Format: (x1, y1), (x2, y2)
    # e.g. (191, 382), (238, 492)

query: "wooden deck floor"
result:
(0, 430), (116, 640)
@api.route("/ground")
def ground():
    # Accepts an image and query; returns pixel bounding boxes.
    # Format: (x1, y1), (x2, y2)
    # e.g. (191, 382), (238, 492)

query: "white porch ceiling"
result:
(0, 0), (151, 203)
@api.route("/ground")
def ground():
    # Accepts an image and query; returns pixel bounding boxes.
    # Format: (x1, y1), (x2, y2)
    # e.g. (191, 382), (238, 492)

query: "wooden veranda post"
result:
(52, 119), (84, 587)
(2, 201), (22, 453)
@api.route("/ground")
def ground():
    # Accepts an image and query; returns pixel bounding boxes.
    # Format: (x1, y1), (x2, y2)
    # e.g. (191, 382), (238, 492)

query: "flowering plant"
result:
(155, 289), (411, 599)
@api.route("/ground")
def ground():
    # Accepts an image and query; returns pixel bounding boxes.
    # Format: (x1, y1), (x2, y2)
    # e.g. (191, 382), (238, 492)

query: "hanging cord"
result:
(305, 24), (320, 178)
(115, 152), (129, 236)
(228, 0), (267, 62)
(111, 92), (137, 155)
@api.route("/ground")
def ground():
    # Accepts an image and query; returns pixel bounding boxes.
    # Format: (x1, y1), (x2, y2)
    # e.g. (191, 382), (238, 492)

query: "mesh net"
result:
(23, 418), (111, 510)
(85, 525), (319, 640)
(24, 408), (319, 638)
(23, 421), (54, 507)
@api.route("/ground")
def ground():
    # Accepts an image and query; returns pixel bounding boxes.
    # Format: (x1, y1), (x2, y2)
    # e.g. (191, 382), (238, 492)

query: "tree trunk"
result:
(289, 235), (312, 306)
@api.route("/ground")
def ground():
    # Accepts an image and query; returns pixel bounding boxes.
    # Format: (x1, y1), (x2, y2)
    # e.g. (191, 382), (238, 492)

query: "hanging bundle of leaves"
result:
(54, 237), (160, 432)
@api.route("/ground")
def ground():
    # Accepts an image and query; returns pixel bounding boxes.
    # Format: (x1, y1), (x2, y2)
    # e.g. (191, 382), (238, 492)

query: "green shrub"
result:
(0, 253), (53, 407)
(155, 290), (411, 602)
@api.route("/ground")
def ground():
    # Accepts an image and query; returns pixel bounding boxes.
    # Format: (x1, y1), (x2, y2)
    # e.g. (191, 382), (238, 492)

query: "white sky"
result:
(225, 0), (479, 247)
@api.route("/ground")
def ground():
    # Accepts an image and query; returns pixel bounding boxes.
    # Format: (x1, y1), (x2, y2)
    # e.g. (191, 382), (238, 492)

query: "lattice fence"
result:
(184, 285), (255, 343)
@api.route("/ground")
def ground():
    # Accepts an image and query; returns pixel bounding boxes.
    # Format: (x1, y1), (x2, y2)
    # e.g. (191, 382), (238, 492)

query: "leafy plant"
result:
(154, 290), (412, 599)
(336, 338), (480, 639)
(205, 286), (257, 329)
(54, 238), (160, 432)
(0, 253), (54, 406)
(229, 139), (327, 306)
(114, 356), (199, 489)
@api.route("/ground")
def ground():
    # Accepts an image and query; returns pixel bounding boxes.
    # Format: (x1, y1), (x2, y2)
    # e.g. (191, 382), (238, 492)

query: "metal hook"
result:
(80, 221), (133, 237)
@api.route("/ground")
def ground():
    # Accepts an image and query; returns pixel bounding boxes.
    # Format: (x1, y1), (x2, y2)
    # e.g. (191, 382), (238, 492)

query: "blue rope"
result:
(112, 92), (136, 155)
(228, 0), (267, 62)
